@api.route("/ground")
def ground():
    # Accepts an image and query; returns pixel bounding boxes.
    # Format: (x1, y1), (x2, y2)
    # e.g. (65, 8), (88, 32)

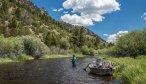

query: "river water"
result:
(0, 57), (122, 84)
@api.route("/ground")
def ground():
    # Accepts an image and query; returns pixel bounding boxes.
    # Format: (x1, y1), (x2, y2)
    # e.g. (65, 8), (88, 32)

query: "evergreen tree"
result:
(2, 0), (8, 14)
(79, 27), (86, 48)
(15, 8), (21, 18)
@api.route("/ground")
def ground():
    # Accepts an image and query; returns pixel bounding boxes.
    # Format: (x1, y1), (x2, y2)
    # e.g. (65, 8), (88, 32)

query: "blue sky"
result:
(31, 0), (146, 41)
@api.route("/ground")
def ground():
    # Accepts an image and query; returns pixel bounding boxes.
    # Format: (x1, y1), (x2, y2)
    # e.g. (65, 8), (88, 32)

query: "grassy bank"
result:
(0, 54), (32, 64)
(99, 55), (146, 84)
(41, 54), (85, 59)
(0, 54), (85, 63)
(0, 58), (13, 63)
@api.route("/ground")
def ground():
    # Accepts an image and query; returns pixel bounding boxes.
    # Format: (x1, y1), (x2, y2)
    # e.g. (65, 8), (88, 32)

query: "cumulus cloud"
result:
(61, 14), (93, 26)
(107, 31), (128, 43)
(143, 13), (146, 21)
(61, 0), (120, 26)
(52, 8), (63, 12)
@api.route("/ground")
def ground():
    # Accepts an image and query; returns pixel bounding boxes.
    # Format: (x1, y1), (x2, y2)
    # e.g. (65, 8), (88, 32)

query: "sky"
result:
(31, 0), (146, 42)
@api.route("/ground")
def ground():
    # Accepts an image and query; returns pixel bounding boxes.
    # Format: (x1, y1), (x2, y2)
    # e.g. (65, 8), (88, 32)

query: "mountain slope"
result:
(0, 0), (108, 53)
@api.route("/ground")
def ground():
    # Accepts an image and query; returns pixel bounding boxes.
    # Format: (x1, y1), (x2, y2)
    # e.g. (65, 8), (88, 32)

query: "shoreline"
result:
(0, 54), (86, 64)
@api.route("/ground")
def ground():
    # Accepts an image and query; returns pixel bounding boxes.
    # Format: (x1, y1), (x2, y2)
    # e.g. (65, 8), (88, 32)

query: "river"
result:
(0, 57), (122, 84)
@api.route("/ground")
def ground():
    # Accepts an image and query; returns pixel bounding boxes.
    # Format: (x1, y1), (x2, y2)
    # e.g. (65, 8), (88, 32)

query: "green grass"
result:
(41, 54), (85, 59)
(99, 55), (146, 84)
(16, 54), (30, 61)
(0, 58), (13, 63)
(0, 54), (32, 63)
(0, 54), (85, 63)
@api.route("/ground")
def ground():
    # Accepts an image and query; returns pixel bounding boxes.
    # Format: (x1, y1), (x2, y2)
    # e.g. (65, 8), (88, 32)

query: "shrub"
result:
(16, 54), (28, 61)
(89, 49), (96, 56)
(59, 49), (68, 55)
(105, 46), (118, 56)
(49, 46), (59, 54)
(60, 38), (70, 50)
(81, 45), (89, 55)
(74, 47), (81, 54)
(49, 46), (68, 55)
(0, 35), (49, 59)
(115, 30), (146, 57)
(22, 36), (49, 59)
(0, 36), (24, 59)
(68, 49), (74, 54)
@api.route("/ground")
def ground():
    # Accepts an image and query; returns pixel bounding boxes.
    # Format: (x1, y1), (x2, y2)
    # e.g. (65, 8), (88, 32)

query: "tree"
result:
(81, 45), (89, 55)
(94, 37), (100, 49)
(15, 8), (21, 18)
(79, 27), (86, 48)
(2, 0), (8, 14)
(9, 17), (18, 28)
(115, 30), (146, 57)
(9, 0), (16, 3)
(60, 38), (70, 50)
(45, 32), (60, 47)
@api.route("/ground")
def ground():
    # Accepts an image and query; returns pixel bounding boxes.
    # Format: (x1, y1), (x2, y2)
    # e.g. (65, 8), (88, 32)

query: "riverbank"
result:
(97, 55), (146, 84)
(41, 54), (85, 59)
(0, 54), (85, 64)
(0, 54), (33, 64)
(0, 58), (13, 63)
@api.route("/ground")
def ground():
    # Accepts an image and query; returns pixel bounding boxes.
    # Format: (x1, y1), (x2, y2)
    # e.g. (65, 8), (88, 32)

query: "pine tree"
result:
(79, 27), (86, 48)
(2, 0), (8, 14)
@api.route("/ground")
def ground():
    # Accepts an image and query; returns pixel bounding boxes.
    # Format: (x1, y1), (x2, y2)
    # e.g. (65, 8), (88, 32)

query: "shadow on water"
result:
(0, 57), (122, 84)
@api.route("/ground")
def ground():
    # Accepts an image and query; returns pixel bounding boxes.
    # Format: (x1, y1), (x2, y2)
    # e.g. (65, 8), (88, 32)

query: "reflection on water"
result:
(0, 57), (122, 84)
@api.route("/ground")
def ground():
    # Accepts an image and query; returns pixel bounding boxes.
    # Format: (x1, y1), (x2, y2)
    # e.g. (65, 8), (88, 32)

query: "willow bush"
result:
(0, 36), (24, 59)
(0, 36), (49, 59)
(115, 29), (146, 57)
(105, 28), (146, 57)
(22, 36), (49, 59)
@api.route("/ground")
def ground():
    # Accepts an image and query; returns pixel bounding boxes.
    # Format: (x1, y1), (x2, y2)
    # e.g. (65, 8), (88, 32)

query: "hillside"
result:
(0, 0), (108, 54)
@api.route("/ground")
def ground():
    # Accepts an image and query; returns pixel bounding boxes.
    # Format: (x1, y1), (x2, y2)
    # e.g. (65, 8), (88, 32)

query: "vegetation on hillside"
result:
(0, 0), (108, 59)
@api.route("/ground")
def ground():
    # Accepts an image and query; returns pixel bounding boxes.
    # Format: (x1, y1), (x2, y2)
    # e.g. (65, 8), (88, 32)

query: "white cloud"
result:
(52, 8), (63, 12)
(61, 14), (93, 26)
(103, 34), (108, 36)
(143, 13), (146, 21)
(61, 0), (120, 26)
(107, 31), (128, 43)
(107, 34), (117, 44)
